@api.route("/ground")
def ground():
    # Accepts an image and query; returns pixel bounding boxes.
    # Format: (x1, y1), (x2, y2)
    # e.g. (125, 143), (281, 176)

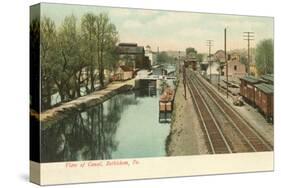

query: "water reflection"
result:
(41, 89), (170, 163)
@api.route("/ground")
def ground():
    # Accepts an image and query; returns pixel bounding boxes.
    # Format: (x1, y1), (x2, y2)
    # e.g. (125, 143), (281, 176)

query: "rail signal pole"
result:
(206, 40), (213, 83)
(243, 32), (254, 75)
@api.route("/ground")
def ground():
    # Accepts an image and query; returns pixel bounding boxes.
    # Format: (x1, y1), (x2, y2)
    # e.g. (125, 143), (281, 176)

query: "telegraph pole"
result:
(180, 50), (187, 100)
(225, 28), (228, 98)
(206, 40), (213, 83)
(178, 50), (180, 63)
(178, 50), (181, 73)
(157, 46), (159, 64)
(243, 32), (254, 75)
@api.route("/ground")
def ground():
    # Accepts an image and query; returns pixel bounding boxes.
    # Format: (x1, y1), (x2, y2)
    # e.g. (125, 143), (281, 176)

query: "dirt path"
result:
(166, 74), (208, 156)
(39, 80), (134, 124)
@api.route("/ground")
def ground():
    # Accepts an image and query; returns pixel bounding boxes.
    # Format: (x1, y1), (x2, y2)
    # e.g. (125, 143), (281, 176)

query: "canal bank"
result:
(40, 79), (135, 124)
(166, 73), (208, 156)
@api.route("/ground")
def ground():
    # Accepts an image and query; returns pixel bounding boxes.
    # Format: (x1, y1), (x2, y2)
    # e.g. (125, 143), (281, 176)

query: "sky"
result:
(39, 3), (274, 53)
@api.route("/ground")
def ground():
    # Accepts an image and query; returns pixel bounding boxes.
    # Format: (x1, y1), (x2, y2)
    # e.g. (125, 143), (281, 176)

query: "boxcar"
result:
(240, 76), (260, 106)
(254, 83), (273, 122)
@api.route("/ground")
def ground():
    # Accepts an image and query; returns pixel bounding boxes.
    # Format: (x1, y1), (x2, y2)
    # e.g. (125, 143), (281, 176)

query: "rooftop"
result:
(255, 83), (274, 94)
(118, 43), (138, 47)
(119, 65), (133, 72)
(240, 76), (260, 84)
(261, 74), (274, 83)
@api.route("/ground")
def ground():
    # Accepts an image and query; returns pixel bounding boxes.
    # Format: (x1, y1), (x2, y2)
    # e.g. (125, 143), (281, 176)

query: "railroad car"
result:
(240, 76), (261, 106)
(254, 83), (273, 122)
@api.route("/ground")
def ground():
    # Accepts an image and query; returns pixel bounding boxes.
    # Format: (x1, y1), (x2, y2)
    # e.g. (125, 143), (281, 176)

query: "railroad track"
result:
(186, 71), (232, 154)
(187, 70), (273, 153)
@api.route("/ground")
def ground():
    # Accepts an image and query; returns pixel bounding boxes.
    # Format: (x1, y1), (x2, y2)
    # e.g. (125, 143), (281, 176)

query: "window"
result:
(234, 65), (237, 71)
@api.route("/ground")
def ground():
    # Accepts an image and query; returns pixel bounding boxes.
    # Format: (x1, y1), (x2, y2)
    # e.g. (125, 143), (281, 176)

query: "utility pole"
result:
(157, 46), (159, 64)
(206, 40), (213, 83)
(178, 51), (181, 64)
(183, 64), (187, 100)
(225, 28), (228, 98)
(178, 50), (180, 69)
(243, 32), (254, 75)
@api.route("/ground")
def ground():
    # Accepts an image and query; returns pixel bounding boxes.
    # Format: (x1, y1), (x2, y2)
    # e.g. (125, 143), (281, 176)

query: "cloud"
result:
(41, 3), (273, 52)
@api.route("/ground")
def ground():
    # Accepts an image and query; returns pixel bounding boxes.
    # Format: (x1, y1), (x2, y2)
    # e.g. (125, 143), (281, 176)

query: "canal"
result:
(41, 83), (173, 163)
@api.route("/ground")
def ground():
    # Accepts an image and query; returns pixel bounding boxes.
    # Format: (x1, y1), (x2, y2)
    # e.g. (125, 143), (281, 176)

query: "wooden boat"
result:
(159, 87), (175, 112)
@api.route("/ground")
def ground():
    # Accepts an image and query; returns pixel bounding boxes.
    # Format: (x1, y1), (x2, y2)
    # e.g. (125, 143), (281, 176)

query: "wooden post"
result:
(183, 65), (187, 100)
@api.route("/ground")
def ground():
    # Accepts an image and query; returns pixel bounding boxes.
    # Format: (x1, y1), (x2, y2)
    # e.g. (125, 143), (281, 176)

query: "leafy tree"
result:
(255, 39), (274, 75)
(185, 47), (197, 56)
(30, 18), (40, 110)
(197, 53), (203, 62)
(158, 52), (172, 64)
(240, 55), (247, 65)
(95, 13), (118, 88)
(40, 17), (57, 109)
(81, 13), (98, 92)
(186, 47), (201, 63)
(55, 15), (80, 99)
(81, 13), (118, 89)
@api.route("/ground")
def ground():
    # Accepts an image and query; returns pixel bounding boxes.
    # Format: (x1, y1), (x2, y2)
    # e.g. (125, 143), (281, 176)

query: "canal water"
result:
(41, 85), (172, 162)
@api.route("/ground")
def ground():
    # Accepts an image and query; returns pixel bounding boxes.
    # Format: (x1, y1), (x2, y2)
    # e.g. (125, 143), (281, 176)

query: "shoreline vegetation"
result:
(37, 80), (134, 125)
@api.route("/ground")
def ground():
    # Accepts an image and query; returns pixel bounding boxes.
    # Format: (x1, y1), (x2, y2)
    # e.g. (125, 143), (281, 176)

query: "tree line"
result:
(30, 13), (119, 110)
(255, 39), (274, 75)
